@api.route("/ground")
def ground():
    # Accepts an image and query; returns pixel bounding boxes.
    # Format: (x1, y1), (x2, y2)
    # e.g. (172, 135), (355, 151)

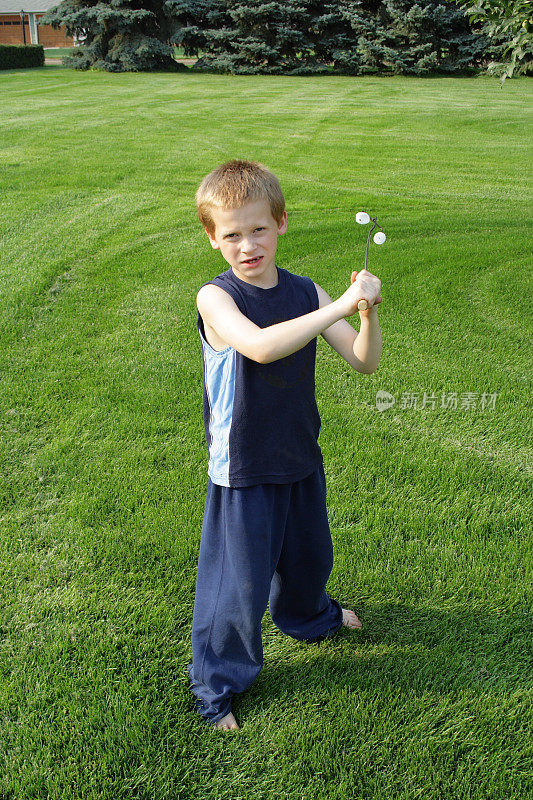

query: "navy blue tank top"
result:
(197, 265), (323, 487)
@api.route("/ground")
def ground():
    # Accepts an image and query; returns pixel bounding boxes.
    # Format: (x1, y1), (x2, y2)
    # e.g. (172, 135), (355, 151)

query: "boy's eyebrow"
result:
(220, 222), (267, 237)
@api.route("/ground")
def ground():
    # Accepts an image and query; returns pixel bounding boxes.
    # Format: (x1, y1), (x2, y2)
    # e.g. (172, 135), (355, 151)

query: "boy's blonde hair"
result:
(196, 160), (285, 236)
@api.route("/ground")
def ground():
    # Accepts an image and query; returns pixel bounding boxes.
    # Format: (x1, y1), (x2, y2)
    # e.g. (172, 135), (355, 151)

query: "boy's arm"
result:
(197, 271), (380, 366)
(314, 282), (382, 374)
(197, 283), (350, 364)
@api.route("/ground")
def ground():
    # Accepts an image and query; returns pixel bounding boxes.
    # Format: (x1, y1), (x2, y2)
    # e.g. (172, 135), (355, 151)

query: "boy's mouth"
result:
(242, 256), (263, 267)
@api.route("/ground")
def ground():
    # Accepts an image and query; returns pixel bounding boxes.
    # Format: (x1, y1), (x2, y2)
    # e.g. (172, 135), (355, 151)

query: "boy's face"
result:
(205, 199), (287, 286)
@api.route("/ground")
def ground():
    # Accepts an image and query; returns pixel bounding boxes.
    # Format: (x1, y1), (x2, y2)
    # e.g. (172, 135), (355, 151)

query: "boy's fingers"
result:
(359, 294), (383, 312)
(351, 271), (358, 284)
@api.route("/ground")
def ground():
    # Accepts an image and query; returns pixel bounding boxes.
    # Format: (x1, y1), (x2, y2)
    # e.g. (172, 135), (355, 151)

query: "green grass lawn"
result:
(0, 67), (531, 799)
(43, 46), (192, 59)
(43, 48), (75, 58)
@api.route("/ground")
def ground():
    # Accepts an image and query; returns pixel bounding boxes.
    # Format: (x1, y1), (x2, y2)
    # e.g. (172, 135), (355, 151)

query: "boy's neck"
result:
(230, 263), (279, 290)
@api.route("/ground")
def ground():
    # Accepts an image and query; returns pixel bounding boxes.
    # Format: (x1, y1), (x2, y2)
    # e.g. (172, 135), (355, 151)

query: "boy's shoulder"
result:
(197, 268), (318, 321)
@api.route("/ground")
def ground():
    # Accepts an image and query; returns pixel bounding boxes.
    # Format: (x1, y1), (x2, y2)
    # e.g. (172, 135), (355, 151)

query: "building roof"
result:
(0, 0), (61, 12)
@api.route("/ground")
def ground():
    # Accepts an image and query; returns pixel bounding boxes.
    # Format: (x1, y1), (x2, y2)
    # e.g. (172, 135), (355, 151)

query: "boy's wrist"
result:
(333, 296), (353, 320)
(359, 305), (379, 320)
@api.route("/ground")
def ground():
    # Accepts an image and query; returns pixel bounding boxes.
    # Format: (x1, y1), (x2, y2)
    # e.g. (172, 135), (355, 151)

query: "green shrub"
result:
(0, 44), (45, 70)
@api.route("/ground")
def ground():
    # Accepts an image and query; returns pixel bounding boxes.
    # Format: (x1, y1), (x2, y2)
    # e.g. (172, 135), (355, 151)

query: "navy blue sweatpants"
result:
(187, 461), (343, 725)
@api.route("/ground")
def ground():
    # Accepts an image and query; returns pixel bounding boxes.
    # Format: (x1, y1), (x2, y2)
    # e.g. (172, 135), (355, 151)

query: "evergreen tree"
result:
(166, 0), (218, 57)
(340, 0), (489, 75)
(306, 0), (364, 74)
(323, 0), (383, 75)
(40, 0), (185, 71)
(187, 0), (491, 76)
(191, 0), (315, 75)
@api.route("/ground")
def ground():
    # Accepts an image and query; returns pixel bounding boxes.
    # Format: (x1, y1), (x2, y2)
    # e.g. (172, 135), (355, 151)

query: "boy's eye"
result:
(255, 227), (264, 232)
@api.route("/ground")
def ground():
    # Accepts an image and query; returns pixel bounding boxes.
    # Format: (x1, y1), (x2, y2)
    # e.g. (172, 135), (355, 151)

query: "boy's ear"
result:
(204, 227), (220, 250)
(278, 211), (288, 235)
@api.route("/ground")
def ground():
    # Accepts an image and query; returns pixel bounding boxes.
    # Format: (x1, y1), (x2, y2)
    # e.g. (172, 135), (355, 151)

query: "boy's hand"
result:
(338, 270), (382, 318)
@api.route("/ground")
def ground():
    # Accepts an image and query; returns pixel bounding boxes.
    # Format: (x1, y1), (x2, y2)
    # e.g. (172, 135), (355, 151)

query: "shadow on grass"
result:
(230, 601), (530, 720)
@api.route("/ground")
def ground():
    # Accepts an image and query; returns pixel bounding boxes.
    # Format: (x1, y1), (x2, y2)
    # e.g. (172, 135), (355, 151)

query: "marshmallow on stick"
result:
(355, 212), (386, 310)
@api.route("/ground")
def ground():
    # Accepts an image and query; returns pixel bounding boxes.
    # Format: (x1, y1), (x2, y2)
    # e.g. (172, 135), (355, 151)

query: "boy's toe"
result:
(214, 712), (240, 731)
(342, 608), (362, 628)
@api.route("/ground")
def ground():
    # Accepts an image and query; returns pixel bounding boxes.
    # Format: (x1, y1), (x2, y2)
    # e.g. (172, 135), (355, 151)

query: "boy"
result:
(187, 160), (382, 731)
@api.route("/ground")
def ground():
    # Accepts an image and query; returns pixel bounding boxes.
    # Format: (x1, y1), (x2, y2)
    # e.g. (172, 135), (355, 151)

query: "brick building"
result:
(0, 1), (77, 47)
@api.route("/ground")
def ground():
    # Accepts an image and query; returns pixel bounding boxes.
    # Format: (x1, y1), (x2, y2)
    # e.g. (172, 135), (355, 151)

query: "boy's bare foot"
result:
(342, 608), (362, 629)
(214, 712), (240, 731)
